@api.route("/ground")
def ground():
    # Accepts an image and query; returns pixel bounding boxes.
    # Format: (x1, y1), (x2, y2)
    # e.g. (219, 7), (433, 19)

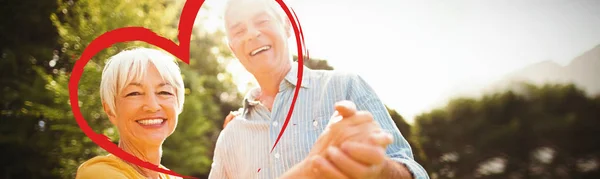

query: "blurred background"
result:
(1, 0), (599, 178)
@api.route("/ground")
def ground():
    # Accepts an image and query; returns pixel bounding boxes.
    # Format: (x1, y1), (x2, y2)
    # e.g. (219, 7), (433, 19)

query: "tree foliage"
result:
(1, 0), (241, 178)
(414, 83), (600, 179)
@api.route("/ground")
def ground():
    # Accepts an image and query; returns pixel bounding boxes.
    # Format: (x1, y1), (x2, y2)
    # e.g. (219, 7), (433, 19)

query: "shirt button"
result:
(313, 120), (318, 127)
(273, 121), (278, 126)
(274, 153), (280, 159)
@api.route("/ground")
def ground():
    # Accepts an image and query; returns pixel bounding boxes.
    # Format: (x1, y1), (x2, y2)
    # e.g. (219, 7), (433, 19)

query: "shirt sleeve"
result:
(347, 73), (430, 179)
(208, 129), (230, 179)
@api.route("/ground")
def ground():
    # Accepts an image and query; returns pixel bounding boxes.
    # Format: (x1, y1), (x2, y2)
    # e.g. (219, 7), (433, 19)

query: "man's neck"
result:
(253, 63), (291, 110)
(119, 140), (162, 179)
(254, 63), (291, 96)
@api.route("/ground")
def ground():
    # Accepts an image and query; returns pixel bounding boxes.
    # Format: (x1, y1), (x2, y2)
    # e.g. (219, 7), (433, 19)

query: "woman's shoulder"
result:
(75, 155), (141, 179)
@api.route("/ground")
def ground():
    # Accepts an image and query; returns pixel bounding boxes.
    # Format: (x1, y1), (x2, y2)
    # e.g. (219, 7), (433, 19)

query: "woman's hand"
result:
(223, 110), (242, 128)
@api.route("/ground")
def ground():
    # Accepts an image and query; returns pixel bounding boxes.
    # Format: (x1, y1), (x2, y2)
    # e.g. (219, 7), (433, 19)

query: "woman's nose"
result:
(142, 94), (161, 112)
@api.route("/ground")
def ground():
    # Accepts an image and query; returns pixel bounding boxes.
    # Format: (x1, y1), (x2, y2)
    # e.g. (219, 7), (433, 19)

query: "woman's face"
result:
(106, 63), (179, 147)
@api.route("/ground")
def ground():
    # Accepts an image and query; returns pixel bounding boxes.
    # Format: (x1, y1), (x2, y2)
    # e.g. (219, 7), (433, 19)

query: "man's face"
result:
(224, 0), (291, 75)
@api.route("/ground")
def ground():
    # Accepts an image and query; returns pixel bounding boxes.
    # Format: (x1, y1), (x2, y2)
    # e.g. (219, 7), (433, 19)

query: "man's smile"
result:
(250, 45), (271, 56)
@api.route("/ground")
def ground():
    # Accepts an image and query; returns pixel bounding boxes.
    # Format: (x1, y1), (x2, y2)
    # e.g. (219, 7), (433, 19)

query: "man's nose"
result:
(142, 93), (161, 112)
(246, 26), (261, 40)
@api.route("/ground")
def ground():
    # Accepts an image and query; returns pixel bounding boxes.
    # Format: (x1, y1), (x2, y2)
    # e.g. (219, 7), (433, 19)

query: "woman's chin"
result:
(140, 134), (168, 146)
(135, 130), (170, 146)
(122, 122), (174, 147)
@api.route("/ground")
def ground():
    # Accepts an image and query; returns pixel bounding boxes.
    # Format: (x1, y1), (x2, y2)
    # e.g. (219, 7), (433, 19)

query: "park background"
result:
(1, 0), (599, 178)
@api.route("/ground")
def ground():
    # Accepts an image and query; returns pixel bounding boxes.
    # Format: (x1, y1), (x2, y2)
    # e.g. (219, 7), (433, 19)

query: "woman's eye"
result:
(125, 92), (141, 97)
(159, 91), (174, 95)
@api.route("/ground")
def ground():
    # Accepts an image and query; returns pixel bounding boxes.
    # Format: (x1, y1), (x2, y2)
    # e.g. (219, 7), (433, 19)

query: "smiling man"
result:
(208, 0), (429, 178)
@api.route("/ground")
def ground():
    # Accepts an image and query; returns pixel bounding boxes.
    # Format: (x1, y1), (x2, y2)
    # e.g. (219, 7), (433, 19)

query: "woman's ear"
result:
(103, 102), (118, 126)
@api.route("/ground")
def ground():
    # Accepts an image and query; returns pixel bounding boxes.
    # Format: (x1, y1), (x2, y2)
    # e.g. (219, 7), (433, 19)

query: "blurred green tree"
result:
(1, 0), (242, 178)
(1, 0), (72, 178)
(414, 83), (600, 179)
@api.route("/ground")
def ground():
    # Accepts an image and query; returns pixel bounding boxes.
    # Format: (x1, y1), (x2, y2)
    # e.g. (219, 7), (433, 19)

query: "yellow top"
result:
(75, 154), (182, 179)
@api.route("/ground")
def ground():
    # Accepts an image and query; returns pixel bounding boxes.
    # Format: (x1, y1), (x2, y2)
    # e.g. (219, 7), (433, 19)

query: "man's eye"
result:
(159, 91), (174, 95)
(235, 27), (248, 35)
(235, 30), (244, 36)
(126, 92), (141, 97)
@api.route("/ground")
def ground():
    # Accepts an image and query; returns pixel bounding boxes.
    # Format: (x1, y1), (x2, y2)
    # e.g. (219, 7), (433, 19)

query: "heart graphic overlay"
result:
(68, 0), (307, 178)
(271, 0), (308, 153)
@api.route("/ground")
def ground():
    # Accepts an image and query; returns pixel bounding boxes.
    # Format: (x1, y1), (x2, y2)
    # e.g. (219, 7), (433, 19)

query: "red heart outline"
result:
(68, 0), (306, 178)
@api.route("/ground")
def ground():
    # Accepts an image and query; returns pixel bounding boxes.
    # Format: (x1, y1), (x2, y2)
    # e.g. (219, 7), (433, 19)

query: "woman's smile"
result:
(135, 118), (167, 129)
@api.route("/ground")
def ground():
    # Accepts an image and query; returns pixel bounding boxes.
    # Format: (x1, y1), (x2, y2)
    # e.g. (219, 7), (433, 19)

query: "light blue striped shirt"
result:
(208, 62), (429, 179)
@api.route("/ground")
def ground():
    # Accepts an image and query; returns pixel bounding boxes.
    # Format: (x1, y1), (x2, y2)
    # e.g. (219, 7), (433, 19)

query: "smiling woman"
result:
(75, 47), (185, 179)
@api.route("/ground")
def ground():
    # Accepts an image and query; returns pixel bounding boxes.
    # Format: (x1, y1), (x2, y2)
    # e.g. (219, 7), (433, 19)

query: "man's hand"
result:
(313, 131), (394, 179)
(309, 101), (395, 178)
(315, 101), (414, 179)
(280, 100), (410, 179)
(308, 101), (383, 157)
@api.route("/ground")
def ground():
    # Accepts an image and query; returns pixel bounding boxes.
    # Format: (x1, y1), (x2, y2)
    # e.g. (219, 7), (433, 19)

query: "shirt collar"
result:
(281, 62), (311, 90)
(243, 62), (311, 109)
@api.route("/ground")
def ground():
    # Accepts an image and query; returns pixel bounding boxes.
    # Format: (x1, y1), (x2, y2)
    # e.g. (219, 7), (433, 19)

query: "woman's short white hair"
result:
(100, 47), (185, 115)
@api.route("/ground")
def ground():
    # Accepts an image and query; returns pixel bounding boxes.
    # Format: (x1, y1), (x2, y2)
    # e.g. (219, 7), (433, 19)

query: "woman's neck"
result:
(119, 140), (163, 179)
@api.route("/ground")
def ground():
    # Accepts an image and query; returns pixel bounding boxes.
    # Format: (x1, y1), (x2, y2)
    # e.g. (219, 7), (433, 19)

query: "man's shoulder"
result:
(307, 68), (359, 79)
(306, 68), (362, 85)
(215, 116), (260, 143)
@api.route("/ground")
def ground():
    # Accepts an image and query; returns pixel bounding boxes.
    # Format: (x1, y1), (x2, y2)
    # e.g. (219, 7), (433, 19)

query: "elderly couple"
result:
(75, 0), (429, 178)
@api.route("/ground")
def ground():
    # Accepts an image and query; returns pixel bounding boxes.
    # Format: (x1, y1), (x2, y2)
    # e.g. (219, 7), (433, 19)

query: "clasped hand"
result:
(282, 100), (394, 179)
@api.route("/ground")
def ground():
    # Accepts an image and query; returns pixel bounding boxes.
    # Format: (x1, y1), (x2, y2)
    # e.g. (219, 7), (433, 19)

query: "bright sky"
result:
(197, 0), (600, 124)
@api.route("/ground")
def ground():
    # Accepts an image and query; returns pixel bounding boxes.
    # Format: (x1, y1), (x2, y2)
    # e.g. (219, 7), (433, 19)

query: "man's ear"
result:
(284, 18), (292, 38)
(103, 102), (118, 126)
(228, 41), (234, 52)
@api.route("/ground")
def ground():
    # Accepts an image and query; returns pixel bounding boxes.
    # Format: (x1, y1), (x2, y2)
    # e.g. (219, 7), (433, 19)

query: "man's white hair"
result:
(100, 47), (185, 115)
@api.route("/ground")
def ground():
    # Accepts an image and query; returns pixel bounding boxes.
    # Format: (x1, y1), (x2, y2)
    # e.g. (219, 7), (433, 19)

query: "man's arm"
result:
(347, 73), (429, 179)
(208, 128), (230, 179)
(379, 158), (416, 178)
